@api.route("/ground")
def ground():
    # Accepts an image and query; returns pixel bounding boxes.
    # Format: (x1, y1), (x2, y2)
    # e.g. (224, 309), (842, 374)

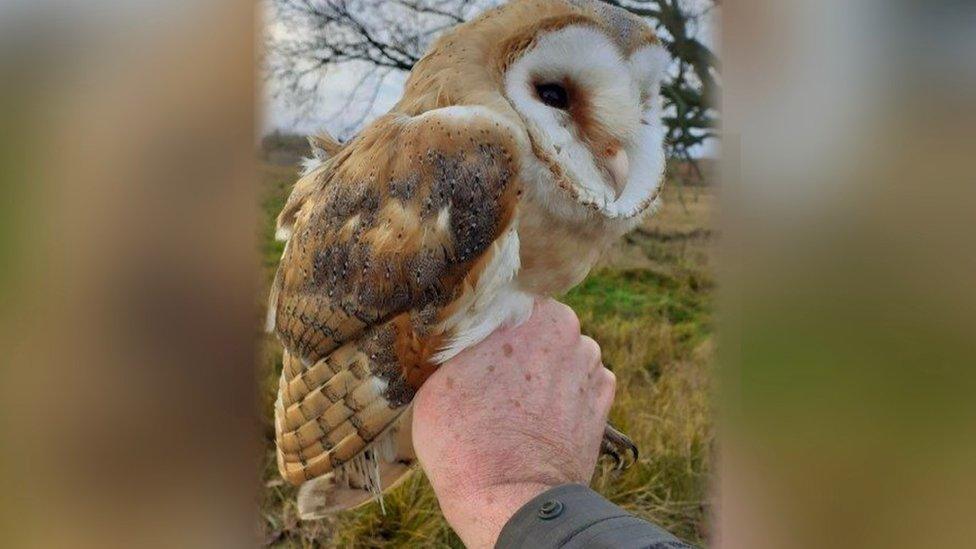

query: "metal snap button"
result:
(538, 499), (564, 520)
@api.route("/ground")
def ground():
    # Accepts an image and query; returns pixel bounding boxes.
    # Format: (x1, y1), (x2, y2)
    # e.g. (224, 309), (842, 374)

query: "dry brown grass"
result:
(257, 166), (716, 547)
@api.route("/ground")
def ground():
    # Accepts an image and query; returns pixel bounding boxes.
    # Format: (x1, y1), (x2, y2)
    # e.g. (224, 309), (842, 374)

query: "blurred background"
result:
(1, 0), (974, 547)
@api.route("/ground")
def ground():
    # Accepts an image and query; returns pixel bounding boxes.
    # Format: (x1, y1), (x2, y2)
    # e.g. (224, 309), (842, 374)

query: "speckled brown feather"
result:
(275, 133), (346, 239)
(271, 111), (521, 485)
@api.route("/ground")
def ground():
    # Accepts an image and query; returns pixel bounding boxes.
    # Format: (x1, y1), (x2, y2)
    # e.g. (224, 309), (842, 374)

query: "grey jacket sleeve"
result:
(495, 484), (696, 549)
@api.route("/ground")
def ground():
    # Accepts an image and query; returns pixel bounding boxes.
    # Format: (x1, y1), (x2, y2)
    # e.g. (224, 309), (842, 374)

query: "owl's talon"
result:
(601, 424), (639, 471)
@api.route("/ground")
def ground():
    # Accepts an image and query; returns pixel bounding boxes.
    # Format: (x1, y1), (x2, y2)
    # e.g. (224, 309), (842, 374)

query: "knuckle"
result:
(539, 299), (580, 335)
(596, 368), (617, 404)
(580, 336), (601, 362)
(555, 302), (581, 333)
(602, 368), (617, 392)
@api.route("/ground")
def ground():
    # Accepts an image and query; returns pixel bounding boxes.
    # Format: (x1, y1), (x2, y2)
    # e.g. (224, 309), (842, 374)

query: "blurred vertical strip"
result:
(0, 1), (259, 547)
(719, 1), (976, 548)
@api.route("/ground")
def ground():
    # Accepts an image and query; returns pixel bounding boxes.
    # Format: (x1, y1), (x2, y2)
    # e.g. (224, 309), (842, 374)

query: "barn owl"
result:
(268, 0), (670, 518)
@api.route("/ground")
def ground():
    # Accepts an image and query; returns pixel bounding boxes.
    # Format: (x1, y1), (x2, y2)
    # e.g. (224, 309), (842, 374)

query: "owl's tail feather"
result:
(295, 411), (416, 519)
(275, 346), (415, 517)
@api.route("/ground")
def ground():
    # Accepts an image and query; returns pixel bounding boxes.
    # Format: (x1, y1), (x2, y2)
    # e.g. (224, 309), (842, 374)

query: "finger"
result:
(593, 367), (617, 418)
(579, 336), (602, 369)
(536, 299), (580, 337)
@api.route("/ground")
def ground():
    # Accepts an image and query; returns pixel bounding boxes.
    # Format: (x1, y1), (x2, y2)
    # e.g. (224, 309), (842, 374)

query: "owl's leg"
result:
(600, 423), (639, 471)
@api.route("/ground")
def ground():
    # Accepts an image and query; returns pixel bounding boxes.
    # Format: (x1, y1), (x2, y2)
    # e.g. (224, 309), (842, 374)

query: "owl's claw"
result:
(601, 423), (639, 471)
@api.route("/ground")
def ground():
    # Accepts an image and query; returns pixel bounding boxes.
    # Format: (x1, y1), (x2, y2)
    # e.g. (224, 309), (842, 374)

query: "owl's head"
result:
(496, 0), (670, 221)
(399, 0), (670, 221)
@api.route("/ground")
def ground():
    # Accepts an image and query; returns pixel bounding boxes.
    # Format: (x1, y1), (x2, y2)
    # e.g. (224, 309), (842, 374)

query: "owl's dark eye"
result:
(535, 83), (570, 110)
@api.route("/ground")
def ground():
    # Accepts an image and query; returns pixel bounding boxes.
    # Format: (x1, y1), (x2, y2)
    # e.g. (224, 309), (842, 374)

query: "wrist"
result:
(442, 481), (555, 548)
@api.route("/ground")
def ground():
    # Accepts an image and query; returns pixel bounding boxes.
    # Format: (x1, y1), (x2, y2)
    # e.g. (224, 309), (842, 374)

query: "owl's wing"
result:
(269, 107), (522, 488)
(274, 132), (344, 241)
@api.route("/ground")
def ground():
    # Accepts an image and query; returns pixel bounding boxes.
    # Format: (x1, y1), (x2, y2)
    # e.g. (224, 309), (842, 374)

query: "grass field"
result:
(257, 156), (715, 547)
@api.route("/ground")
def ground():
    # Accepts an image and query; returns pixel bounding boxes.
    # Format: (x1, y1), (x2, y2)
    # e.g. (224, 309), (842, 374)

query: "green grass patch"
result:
(260, 164), (292, 273)
(565, 268), (712, 351)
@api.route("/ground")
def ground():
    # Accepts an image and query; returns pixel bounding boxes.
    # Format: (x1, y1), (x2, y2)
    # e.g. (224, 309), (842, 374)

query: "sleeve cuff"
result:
(495, 484), (695, 548)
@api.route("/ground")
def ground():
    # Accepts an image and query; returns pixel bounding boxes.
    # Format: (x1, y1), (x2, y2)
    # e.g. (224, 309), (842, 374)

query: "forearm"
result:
(438, 482), (553, 548)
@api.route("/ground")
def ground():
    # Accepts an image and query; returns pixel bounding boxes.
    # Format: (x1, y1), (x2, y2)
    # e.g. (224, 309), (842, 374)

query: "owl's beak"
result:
(605, 149), (630, 198)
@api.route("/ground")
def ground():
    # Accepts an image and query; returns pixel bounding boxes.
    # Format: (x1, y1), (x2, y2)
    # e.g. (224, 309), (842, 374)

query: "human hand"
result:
(412, 299), (616, 548)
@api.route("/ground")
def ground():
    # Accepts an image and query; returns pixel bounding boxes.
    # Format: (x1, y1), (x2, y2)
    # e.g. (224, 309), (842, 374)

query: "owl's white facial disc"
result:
(504, 25), (670, 220)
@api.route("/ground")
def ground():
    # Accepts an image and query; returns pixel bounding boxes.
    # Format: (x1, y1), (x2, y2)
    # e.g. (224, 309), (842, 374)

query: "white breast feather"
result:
(431, 225), (533, 364)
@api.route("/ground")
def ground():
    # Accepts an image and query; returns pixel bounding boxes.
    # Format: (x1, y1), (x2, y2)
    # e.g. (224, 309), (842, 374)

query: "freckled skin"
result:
(413, 300), (616, 548)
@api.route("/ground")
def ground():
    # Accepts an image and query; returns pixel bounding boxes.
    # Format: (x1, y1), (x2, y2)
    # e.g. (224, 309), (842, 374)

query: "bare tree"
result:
(265, 0), (718, 158)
